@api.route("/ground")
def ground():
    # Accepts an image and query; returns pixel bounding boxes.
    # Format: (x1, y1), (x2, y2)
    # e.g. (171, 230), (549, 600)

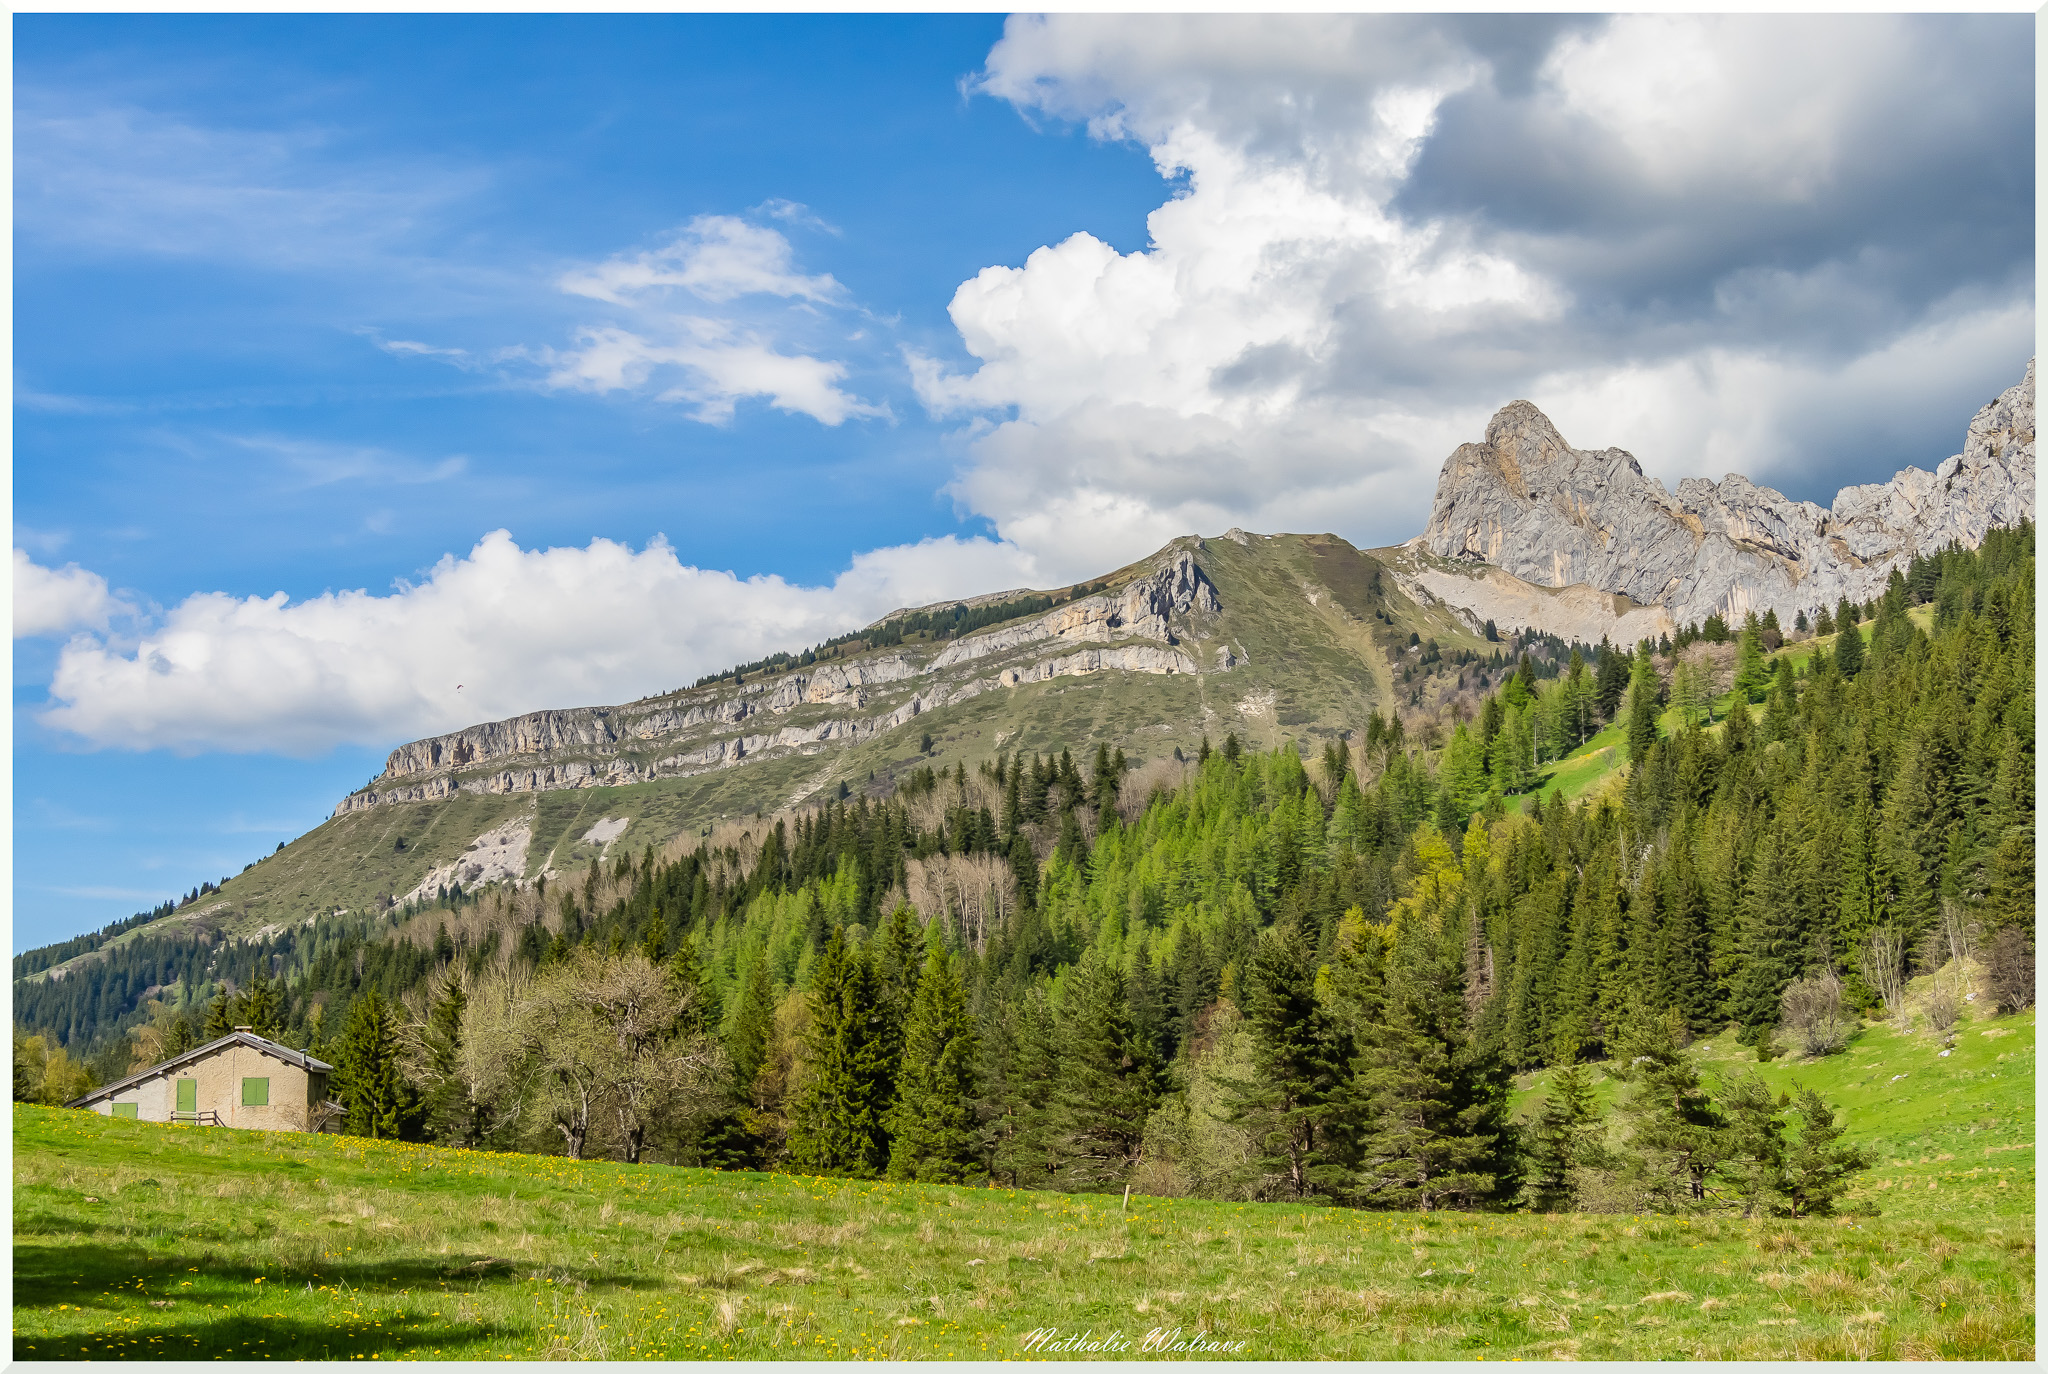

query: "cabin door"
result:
(176, 1079), (197, 1114)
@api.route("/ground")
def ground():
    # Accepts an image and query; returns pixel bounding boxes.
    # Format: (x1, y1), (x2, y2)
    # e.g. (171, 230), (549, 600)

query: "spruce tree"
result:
(420, 974), (478, 1145)
(1222, 921), (1353, 1199)
(334, 989), (404, 1140)
(1625, 646), (1661, 766)
(1715, 1071), (1788, 1216)
(1730, 829), (1805, 1047)
(240, 969), (283, 1039)
(787, 928), (896, 1177)
(1524, 1046), (1605, 1212)
(1778, 1085), (1869, 1216)
(1052, 957), (1162, 1189)
(726, 954), (777, 1101)
(203, 990), (238, 1040)
(1733, 616), (1769, 701)
(1349, 917), (1513, 1211)
(885, 946), (983, 1183)
(1833, 612), (1865, 677)
(984, 989), (1063, 1188)
(1612, 1009), (1725, 1210)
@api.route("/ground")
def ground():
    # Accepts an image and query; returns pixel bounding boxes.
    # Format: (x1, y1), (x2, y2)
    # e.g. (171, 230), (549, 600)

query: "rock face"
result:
(334, 548), (1222, 816)
(1420, 359), (2035, 627)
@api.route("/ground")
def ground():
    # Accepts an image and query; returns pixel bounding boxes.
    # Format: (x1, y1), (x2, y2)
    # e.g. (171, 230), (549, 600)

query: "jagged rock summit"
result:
(1419, 359), (2035, 627)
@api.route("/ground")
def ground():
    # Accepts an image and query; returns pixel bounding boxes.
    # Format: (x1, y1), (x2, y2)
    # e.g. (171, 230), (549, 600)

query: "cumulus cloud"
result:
(912, 14), (2033, 574)
(14, 550), (125, 639)
(538, 215), (882, 426)
(39, 530), (1041, 755)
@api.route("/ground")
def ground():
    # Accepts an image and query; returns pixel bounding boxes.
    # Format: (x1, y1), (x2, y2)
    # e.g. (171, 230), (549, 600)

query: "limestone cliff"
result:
(1420, 359), (2034, 628)
(334, 549), (1221, 816)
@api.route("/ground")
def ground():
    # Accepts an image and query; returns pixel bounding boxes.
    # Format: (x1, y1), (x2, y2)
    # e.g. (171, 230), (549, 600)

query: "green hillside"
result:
(13, 1088), (2032, 1361)
(14, 530), (1532, 1064)
(10, 527), (2034, 1362)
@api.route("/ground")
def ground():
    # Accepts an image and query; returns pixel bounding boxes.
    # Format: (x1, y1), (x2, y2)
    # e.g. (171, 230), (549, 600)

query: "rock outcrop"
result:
(335, 548), (1222, 815)
(1420, 359), (2034, 627)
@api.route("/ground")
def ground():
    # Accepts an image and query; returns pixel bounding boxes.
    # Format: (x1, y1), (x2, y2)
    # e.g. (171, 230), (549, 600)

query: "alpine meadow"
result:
(12, 12), (2038, 1365)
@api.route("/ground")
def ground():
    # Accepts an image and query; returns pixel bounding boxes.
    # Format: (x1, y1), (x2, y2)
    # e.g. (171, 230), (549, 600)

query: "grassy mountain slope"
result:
(19, 532), (1482, 995)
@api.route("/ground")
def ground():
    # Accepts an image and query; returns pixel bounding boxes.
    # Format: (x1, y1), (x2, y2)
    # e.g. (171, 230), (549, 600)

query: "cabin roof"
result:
(65, 1031), (334, 1109)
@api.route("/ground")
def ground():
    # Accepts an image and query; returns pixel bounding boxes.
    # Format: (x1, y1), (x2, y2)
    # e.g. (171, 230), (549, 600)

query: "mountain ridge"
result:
(1420, 358), (2035, 628)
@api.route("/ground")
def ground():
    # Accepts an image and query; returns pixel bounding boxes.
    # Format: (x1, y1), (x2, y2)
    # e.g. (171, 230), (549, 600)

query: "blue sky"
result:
(13, 14), (2034, 951)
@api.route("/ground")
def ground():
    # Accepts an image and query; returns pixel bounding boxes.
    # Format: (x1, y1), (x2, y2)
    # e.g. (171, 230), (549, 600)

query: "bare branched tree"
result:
(1779, 970), (1851, 1057)
(1923, 980), (1961, 1040)
(1987, 927), (2035, 1014)
(903, 853), (1018, 953)
(1857, 925), (1908, 1028)
(1119, 757), (1193, 823)
(1940, 899), (1982, 996)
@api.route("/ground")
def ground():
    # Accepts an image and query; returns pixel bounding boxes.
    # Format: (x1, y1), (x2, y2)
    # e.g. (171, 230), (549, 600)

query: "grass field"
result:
(14, 1007), (2034, 1362)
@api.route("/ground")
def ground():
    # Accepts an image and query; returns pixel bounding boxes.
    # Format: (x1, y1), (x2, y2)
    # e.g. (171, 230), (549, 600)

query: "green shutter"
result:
(176, 1079), (197, 1113)
(241, 1077), (269, 1107)
(111, 1102), (139, 1119)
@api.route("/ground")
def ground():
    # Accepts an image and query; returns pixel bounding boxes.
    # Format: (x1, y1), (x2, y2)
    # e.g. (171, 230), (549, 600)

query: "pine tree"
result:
(885, 946), (983, 1183)
(1778, 1085), (1869, 1216)
(1052, 957), (1162, 1189)
(1612, 1009), (1725, 1210)
(1222, 921), (1353, 1199)
(334, 989), (404, 1140)
(788, 928), (896, 1177)
(1349, 917), (1514, 1211)
(1523, 1047), (1606, 1212)
(1626, 646), (1662, 766)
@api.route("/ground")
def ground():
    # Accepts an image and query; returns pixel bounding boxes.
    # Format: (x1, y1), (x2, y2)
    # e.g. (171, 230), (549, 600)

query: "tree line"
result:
(15, 527), (2032, 1217)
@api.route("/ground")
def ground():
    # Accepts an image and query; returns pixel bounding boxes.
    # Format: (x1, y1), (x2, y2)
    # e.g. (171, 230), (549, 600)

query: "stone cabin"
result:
(67, 1027), (346, 1133)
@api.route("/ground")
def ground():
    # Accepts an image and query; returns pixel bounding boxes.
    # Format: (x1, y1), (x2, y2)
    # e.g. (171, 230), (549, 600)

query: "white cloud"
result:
(1527, 296), (2038, 496)
(543, 321), (884, 426)
(559, 215), (844, 306)
(14, 97), (480, 270)
(227, 435), (469, 490)
(14, 550), (124, 639)
(537, 216), (883, 427)
(38, 530), (1041, 755)
(907, 15), (2034, 576)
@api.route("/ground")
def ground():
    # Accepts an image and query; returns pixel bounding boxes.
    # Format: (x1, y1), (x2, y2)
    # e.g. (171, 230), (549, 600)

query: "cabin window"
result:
(241, 1077), (269, 1107)
(111, 1102), (138, 1119)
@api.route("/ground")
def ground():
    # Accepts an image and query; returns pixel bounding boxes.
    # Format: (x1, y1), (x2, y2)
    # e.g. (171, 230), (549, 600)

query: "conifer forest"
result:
(14, 527), (2035, 1219)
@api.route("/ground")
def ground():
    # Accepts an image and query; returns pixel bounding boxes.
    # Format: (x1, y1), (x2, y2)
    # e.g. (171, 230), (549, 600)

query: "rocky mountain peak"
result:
(1421, 359), (2034, 628)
